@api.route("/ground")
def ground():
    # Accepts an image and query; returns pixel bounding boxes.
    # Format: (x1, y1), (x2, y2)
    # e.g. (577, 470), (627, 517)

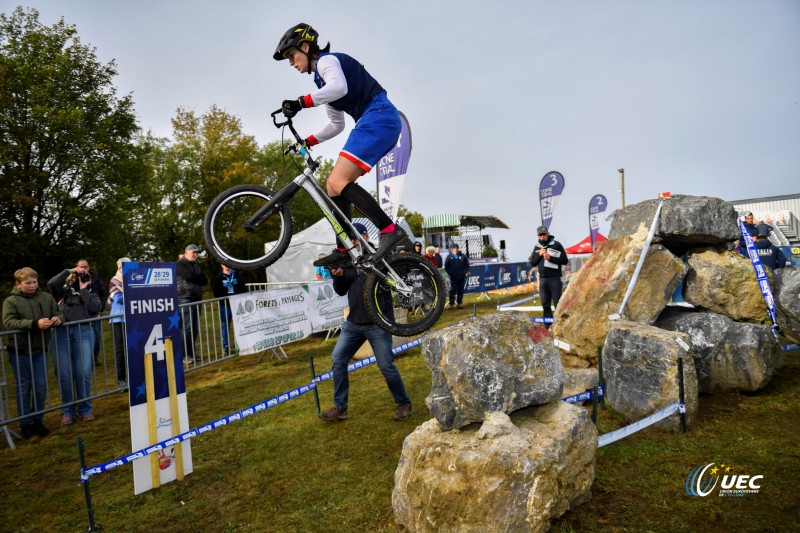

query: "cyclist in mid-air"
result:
(274, 23), (407, 268)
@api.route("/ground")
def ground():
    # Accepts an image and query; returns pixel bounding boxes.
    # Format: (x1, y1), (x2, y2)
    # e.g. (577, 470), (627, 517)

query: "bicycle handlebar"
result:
(271, 109), (303, 142)
(271, 108), (318, 171)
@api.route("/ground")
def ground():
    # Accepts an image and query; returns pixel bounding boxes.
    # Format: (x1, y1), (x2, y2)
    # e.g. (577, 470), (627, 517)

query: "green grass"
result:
(1, 294), (798, 532)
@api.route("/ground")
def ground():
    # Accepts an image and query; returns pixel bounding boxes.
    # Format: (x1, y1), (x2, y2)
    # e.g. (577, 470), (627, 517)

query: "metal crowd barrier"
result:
(0, 297), (238, 449)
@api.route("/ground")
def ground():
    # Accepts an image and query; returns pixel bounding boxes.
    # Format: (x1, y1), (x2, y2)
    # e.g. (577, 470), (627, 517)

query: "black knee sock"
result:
(330, 195), (354, 242)
(340, 182), (393, 230)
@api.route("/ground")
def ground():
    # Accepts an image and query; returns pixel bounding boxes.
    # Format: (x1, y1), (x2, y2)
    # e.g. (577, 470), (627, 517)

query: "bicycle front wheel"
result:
(363, 253), (446, 337)
(204, 184), (293, 270)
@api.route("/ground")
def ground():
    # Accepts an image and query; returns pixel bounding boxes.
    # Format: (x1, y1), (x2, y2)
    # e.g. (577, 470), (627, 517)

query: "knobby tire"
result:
(363, 253), (446, 337)
(204, 184), (293, 270)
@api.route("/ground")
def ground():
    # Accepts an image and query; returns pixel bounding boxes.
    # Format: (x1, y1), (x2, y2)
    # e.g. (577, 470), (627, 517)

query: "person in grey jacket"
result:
(3, 267), (63, 438)
(176, 244), (208, 363)
(48, 263), (102, 425)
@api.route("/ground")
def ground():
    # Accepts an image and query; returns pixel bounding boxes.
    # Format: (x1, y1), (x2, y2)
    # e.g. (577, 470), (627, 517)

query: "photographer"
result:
(75, 259), (107, 365)
(48, 264), (102, 426)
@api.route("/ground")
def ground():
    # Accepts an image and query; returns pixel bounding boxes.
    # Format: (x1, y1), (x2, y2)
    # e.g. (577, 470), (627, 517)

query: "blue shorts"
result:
(340, 92), (401, 173)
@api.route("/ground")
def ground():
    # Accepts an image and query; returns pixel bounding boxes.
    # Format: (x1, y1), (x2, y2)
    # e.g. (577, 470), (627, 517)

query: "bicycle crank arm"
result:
(243, 182), (300, 230)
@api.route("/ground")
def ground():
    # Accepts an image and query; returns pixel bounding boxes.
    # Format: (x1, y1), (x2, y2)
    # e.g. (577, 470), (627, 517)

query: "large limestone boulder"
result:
(393, 403), (596, 533)
(774, 267), (800, 344)
(421, 313), (563, 430)
(603, 320), (699, 430)
(683, 247), (769, 323)
(656, 309), (782, 392)
(608, 194), (739, 245)
(551, 230), (688, 365)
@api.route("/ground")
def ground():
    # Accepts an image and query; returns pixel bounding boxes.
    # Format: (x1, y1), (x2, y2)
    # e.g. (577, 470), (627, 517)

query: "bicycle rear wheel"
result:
(204, 184), (293, 270)
(363, 253), (446, 337)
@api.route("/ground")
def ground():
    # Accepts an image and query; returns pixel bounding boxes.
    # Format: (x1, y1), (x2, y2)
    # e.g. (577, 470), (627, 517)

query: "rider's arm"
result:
(301, 55), (348, 146)
(301, 55), (347, 107)
(305, 106), (345, 146)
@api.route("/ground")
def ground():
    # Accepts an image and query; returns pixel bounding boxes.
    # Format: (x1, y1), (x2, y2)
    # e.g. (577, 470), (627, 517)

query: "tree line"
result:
(0, 7), (422, 293)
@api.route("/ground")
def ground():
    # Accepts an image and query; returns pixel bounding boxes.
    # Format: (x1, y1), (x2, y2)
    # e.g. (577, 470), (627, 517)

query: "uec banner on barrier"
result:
(230, 282), (347, 355)
(463, 262), (531, 294)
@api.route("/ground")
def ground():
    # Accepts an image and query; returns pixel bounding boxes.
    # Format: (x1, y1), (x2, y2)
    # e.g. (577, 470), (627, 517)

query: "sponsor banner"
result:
(122, 261), (192, 494)
(588, 194), (608, 251)
(460, 262), (530, 295)
(231, 285), (313, 355)
(539, 171), (565, 229)
(376, 111), (412, 221)
(306, 281), (348, 333)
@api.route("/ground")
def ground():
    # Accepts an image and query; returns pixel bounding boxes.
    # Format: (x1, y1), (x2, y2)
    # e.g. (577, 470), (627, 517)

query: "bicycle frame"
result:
(247, 110), (413, 295)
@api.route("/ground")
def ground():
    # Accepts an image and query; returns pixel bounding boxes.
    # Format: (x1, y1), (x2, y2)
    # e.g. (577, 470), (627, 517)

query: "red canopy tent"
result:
(565, 233), (608, 254)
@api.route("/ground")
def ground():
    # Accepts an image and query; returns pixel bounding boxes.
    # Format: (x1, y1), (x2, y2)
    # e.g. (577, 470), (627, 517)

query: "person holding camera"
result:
(75, 259), (107, 366)
(529, 225), (569, 326)
(48, 264), (102, 425)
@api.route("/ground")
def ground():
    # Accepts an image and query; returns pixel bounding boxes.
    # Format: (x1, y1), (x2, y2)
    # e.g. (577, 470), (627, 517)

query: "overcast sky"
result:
(17, 0), (800, 261)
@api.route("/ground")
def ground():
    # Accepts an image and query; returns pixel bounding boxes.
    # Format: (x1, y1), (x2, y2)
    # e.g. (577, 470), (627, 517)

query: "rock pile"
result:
(392, 313), (597, 532)
(551, 194), (796, 428)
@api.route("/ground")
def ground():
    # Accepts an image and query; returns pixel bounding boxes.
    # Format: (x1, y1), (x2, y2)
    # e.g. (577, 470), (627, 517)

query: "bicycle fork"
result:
(243, 175), (306, 231)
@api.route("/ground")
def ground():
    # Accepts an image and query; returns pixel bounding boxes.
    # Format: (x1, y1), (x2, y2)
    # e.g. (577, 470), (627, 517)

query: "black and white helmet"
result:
(273, 23), (319, 61)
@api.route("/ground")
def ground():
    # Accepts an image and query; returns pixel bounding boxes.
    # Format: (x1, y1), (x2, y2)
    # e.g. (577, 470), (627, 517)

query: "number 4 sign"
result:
(122, 261), (193, 494)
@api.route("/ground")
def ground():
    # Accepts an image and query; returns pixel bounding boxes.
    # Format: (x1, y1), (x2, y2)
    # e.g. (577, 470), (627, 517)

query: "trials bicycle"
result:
(203, 109), (445, 337)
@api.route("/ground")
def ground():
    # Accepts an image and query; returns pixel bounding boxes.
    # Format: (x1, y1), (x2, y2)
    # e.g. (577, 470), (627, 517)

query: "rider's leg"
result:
(314, 159), (364, 267)
(315, 158), (403, 264)
(331, 195), (354, 244)
(326, 158), (406, 260)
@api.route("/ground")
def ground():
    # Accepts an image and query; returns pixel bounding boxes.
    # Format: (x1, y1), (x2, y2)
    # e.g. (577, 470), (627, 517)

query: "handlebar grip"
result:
(271, 109), (290, 128)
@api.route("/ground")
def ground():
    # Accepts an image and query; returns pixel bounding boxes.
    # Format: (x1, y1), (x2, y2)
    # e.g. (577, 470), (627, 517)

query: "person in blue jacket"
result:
(107, 257), (131, 389)
(274, 23), (408, 268)
(444, 244), (470, 310)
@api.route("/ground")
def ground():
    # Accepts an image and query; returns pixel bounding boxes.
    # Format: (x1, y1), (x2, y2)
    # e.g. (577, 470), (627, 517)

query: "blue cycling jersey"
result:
(314, 52), (385, 122)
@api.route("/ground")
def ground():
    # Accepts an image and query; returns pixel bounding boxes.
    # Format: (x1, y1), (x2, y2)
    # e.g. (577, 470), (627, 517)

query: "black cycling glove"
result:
(282, 97), (304, 118)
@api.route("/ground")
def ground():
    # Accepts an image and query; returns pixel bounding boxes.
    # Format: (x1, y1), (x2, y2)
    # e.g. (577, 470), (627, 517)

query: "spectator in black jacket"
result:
(177, 244), (208, 363)
(318, 223), (412, 422)
(444, 244), (470, 310)
(529, 226), (568, 326)
(75, 259), (107, 366)
(48, 264), (102, 425)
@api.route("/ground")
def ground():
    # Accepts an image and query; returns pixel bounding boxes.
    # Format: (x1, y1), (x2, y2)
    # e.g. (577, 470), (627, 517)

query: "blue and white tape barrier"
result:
(497, 294), (539, 310)
(782, 343), (799, 352)
(81, 337), (425, 481)
(598, 402), (684, 448)
(738, 218), (780, 338)
(81, 380), (317, 481)
(561, 386), (604, 404)
(531, 317), (554, 324)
